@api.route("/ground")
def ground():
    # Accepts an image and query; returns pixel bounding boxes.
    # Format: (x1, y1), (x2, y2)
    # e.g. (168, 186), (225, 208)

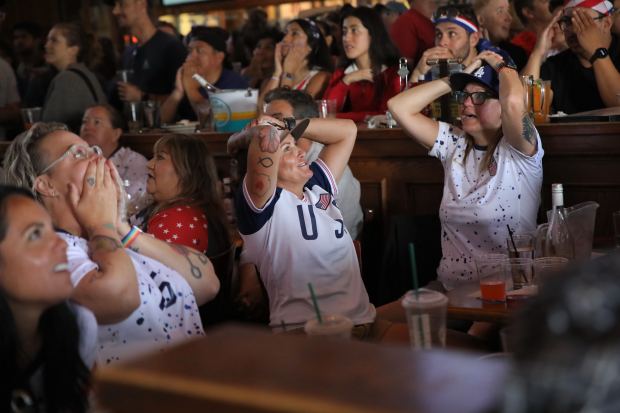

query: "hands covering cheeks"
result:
(568, 7), (611, 59)
(68, 157), (119, 237)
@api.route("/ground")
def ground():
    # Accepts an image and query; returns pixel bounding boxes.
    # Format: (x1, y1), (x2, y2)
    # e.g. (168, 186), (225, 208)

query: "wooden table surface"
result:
(96, 324), (510, 413)
(446, 282), (531, 324)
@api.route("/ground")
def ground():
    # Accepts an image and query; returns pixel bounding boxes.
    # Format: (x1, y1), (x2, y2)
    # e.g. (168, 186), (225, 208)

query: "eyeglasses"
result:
(454, 91), (495, 105)
(39, 144), (102, 175)
(558, 13), (606, 31)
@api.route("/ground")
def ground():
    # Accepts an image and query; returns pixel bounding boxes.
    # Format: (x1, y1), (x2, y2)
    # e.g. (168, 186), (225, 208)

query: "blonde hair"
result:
(3, 122), (69, 200)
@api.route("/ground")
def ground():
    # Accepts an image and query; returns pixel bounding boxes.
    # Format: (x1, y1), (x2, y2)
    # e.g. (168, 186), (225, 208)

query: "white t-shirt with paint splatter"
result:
(429, 122), (543, 290)
(59, 232), (204, 365)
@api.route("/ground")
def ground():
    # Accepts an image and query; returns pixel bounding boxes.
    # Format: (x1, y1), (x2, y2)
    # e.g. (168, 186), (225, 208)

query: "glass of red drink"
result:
(476, 253), (509, 302)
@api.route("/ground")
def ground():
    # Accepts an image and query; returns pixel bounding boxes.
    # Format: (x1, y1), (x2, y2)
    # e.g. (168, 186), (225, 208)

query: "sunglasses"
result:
(454, 91), (496, 105)
(432, 5), (474, 21)
(39, 144), (102, 175)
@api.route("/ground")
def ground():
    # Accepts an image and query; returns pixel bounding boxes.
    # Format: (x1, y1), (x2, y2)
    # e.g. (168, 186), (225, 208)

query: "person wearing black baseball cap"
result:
(160, 26), (248, 124)
(387, 50), (542, 293)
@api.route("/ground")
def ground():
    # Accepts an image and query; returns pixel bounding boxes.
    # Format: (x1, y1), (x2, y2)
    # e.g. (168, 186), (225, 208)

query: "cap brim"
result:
(449, 72), (498, 98)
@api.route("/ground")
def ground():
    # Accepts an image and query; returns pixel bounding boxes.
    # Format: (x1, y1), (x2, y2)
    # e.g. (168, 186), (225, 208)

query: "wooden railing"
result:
(114, 122), (620, 246)
(2, 121), (618, 245)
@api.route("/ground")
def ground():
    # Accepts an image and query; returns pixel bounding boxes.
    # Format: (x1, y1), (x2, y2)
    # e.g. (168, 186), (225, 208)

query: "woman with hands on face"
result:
(4, 122), (219, 365)
(323, 6), (402, 122)
(258, 18), (333, 108)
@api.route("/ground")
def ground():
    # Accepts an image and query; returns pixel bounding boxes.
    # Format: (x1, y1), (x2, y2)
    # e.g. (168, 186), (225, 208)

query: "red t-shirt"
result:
(511, 31), (537, 56)
(323, 66), (402, 122)
(390, 8), (435, 67)
(147, 205), (208, 253)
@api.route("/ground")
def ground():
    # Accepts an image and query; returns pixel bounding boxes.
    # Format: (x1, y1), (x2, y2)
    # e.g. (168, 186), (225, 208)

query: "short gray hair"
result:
(3, 122), (68, 200)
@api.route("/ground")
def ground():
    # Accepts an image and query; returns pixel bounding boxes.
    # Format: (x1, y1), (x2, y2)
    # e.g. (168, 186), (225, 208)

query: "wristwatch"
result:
(495, 60), (517, 73)
(589, 47), (609, 64)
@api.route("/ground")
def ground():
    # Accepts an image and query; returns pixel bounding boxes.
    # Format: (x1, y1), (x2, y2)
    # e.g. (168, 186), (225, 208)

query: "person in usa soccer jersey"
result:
(228, 116), (387, 338)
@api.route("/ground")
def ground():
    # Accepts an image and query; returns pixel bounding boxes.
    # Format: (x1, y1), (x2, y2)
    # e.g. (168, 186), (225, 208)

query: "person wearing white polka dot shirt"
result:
(388, 50), (543, 290)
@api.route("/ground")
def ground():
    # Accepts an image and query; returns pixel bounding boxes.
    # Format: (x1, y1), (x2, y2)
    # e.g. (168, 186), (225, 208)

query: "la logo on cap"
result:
(474, 66), (485, 78)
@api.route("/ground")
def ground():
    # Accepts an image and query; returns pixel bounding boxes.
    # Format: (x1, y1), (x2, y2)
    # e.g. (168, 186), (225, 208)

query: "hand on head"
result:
(464, 50), (505, 73)
(227, 115), (286, 155)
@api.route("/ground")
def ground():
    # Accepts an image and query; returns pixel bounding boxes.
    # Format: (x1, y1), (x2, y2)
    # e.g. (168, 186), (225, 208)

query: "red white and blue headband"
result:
(564, 0), (614, 15)
(432, 15), (479, 33)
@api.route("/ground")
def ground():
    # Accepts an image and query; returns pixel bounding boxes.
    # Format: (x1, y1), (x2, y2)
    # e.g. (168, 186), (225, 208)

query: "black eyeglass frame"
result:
(454, 91), (496, 105)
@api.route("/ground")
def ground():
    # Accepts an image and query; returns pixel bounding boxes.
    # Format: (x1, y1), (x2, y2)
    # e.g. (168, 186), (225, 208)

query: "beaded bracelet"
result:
(121, 226), (142, 248)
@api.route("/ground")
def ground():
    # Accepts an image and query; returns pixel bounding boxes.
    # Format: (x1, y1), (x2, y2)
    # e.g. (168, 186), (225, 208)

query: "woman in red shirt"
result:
(143, 134), (230, 256)
(323, 7), (402, 122)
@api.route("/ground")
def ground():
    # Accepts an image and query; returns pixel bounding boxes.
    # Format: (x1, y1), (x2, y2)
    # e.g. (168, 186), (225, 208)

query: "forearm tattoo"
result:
(258, 156), (274, 168)
(251, 173), (272, 198)
(89, 235), (122, 253)
(521, 113), (537, 145)
(171, 244), (210, 279)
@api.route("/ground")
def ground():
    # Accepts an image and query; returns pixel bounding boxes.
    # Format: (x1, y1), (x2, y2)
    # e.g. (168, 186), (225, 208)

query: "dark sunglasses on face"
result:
(454, 91), (495, 105)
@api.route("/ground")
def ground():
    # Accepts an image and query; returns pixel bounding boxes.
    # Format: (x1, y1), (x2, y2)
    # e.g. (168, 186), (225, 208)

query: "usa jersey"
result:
(237, 159), (376, 328)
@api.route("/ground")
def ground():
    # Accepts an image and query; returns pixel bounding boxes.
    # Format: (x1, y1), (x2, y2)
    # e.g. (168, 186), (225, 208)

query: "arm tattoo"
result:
(521, 113), (537, 145)
(89, 235), (122, 253)
(258, 156), (274, 168)
(251, 173), (271, 198)
(171, 244), (209, 279)
(103, 223), (116, 231)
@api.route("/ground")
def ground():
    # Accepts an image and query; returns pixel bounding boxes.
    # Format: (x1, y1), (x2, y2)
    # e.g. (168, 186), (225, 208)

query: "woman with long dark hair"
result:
(323, 6), (402, 122)
(0, 186), (95, 413)
(142, 134), (231, 257)
(259, 18), (333, 104)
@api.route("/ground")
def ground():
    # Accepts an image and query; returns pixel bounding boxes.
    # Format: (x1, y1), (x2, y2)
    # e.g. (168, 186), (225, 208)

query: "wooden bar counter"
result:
(95, 324), (509, 413)
(114, 121), (620, 245)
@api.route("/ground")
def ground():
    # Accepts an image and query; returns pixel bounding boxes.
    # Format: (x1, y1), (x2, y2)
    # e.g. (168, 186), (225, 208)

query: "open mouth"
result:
(297, 161), (308, 168)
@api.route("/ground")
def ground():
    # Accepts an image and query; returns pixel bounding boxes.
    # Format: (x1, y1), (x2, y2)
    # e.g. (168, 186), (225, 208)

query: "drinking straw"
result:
(307, 283), (323, 323)
(506, 225), (518, 255)
(408, 242), (426, 347)
(408, 242), (419, 298)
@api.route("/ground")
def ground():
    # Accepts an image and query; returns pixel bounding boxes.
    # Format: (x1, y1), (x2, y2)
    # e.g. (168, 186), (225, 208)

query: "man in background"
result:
(111, 0), (186, 105)
(522, 0), (620, 113)
(390, 0), (437, 67)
